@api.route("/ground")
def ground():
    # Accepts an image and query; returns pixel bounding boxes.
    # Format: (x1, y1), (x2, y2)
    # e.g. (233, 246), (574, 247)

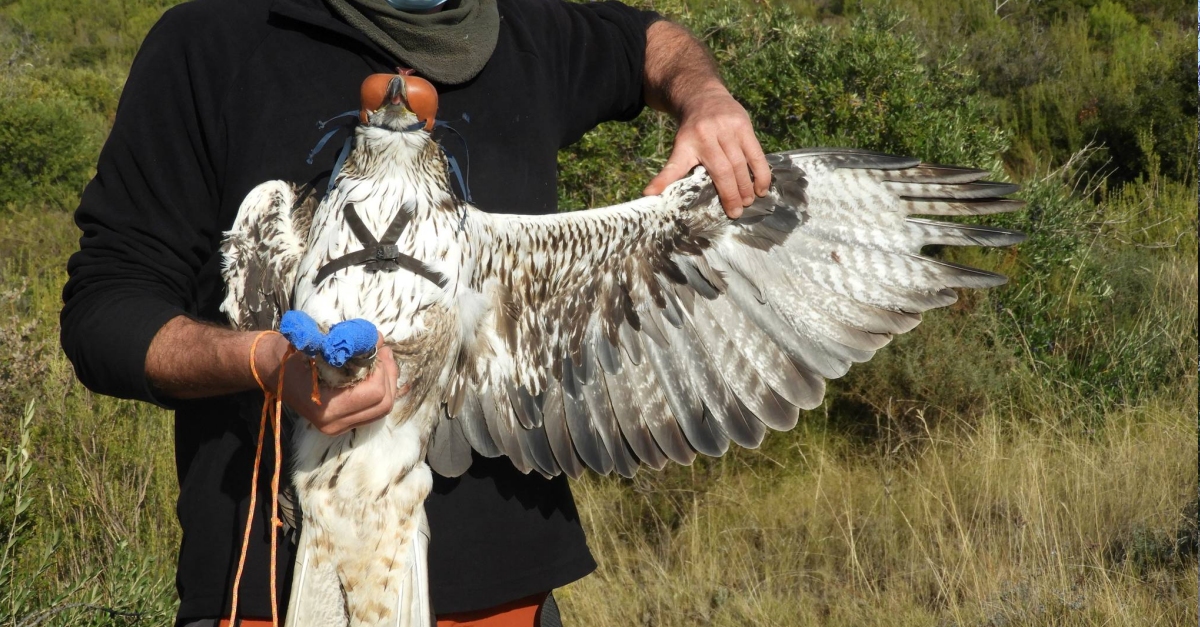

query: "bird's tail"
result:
(284, 522), (348, 627)
(401, 510), (434, 627)
(284, 507), (433, 627)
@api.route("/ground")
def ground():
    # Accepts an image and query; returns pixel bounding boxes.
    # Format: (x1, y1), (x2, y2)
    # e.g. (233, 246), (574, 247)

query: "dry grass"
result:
(560, 399), (1197, 626)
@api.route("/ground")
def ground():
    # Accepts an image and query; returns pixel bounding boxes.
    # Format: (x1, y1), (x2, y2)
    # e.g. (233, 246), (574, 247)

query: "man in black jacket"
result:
(60, 0), (768, 624)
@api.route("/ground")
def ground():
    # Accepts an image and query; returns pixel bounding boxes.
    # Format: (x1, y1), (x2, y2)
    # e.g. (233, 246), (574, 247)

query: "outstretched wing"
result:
(220, 180), (317, 331)
(428, 148), (1024, 479)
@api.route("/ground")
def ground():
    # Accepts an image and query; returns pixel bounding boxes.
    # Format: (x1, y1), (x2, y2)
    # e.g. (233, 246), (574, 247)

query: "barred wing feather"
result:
(432, 148), (1024, 479)
(219, 180), (316, 332)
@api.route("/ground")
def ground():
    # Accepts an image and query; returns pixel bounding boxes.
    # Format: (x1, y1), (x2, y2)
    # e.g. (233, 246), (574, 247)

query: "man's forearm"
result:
(145, 315), (289, 399)
(643, 19), (726, 118)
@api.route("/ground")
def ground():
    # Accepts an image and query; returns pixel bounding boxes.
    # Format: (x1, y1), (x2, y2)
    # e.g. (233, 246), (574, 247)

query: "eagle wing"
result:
(433, 148), (1024, 479)
(220, 180), (317, 331)
(220, 180), (319, 534)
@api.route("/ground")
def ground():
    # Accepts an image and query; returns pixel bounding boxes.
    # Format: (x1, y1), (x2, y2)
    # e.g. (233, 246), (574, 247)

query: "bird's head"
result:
(359, 72), (438, 133)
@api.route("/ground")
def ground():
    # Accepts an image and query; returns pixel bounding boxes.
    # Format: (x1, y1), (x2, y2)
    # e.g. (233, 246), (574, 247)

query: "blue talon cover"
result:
(279, 310), (324, 357)
(322, 318), (378, 368)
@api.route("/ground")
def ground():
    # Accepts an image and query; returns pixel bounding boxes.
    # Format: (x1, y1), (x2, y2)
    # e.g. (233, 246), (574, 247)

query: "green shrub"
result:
(859, 0), (1197, 184)
(1088, 0), (1140, 41)
(0, 74), (105, 211)
(32, 66), (125, 121)
(559, 6), (1007, 208)
(1, 0), (185, 68)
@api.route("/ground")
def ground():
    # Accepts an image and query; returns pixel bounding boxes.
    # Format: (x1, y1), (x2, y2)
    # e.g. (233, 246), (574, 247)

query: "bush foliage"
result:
(0, 82), (106, 210)
(861, 0), (1197, 184)
(559, 6), (1007, 208)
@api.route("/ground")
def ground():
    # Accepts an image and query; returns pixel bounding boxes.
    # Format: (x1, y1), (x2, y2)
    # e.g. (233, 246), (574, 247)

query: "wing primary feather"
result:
(618, 320), (644, 365)
(773, 246), (959, 313)
(658, 281), (685, 328)
(507, 382), (543, 429)
(517, 423), (560, 478)
(878, 164), (990, 184)
(677, 258), (719, 300)
(723, 275), (856, 379)
(776, 148), (921, 171)
(561, 379), (614, 475)
(427, 412), (473, 477)
(455, 393), (502, 458)
(910, 254), (1010, 288)
(887, 180), (1021, 199)
(575, 335), (597, 385)
(673, 281), (696, 315)
(906, 218), (1027, 247)
(901, 198), (1025, 216)
(622, 349), (695, 465)
(559, 354), (582, 400)
(673, 313), (767, 448)
(637, 304), (671, 349)
(691, 297), (801, 430)
(596, 331), (623, 375)
(692, 255), (727, 295)
(539, 384), (585, 479)
(480, 388), (532, 473)
(600, 366), (668, 470)
(643, 328), (728, 457)
(694, 295), (820, 417)
(580, 371), (638, 478)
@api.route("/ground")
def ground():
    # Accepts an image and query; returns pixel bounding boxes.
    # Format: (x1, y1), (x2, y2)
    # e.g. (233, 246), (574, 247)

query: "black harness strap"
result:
(312, 202), (449, 289)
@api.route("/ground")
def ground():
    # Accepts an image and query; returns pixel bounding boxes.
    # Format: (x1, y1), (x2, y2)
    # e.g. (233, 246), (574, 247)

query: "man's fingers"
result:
(325, 391), (393, 435)
(719, 135), (755, 207)
(698, 140), (743, 218)
(300, 345), (398, 434)
(743, 135), (771, 197)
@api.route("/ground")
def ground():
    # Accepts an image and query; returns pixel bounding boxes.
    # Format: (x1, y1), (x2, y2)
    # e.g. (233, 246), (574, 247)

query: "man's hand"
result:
(642, 83), (770, 218)
(147, 316), (397, 435)
(254, 331), (398, 436)
(641, 20), (770, 218)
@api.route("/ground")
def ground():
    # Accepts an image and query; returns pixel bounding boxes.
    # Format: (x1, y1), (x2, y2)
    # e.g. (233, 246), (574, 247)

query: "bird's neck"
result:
(343, 127), (452, 193)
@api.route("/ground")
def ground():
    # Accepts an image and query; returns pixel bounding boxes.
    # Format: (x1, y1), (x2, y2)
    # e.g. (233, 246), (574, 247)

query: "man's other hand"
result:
(641, 20), (770, 219)
(643, 85), (770, 218)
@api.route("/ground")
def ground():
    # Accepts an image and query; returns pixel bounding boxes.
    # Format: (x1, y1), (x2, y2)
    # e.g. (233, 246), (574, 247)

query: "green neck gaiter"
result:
(324, 0), (499, 85)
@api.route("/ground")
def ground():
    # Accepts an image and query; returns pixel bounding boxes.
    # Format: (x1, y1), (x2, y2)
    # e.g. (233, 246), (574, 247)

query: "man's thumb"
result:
(644, 158), (692, 197)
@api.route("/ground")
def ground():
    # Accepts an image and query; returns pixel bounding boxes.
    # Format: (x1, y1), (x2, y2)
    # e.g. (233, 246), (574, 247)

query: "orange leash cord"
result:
(228, 331), (319, 627)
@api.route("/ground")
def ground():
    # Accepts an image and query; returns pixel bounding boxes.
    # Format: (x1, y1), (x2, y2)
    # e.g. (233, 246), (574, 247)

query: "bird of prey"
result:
(219, 73), (1024, 627)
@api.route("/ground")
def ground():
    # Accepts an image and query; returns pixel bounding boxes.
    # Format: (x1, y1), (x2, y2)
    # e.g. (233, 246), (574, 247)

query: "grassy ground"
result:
(1, 0), (1196, 625)
(562, 397), (1197, 626)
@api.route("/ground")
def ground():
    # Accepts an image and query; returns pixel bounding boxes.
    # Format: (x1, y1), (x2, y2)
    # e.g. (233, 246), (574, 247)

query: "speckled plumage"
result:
(220, 110), (1023, 625)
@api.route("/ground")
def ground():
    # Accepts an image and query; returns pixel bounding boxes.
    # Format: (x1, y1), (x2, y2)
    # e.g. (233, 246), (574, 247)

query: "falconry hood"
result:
(341, 72), (451, 187)
(359, 72), (438, 132)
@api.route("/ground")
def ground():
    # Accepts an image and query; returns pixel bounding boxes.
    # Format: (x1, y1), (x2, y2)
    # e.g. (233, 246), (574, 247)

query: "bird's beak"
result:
(360, 75), (410, 124)
(383, 76), (408, 112)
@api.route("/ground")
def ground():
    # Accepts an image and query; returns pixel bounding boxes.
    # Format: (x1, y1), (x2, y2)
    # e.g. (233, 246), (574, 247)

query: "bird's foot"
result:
(280, 311), (379, 387)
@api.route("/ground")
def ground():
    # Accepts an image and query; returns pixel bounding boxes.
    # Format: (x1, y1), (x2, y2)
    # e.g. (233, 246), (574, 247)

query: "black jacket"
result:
(60, 0), (657, 618)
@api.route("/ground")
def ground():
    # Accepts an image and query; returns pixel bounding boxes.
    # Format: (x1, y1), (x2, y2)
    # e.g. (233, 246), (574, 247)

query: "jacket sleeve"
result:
(545, 0), (662, 147)
(60, 6), (232, 405)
